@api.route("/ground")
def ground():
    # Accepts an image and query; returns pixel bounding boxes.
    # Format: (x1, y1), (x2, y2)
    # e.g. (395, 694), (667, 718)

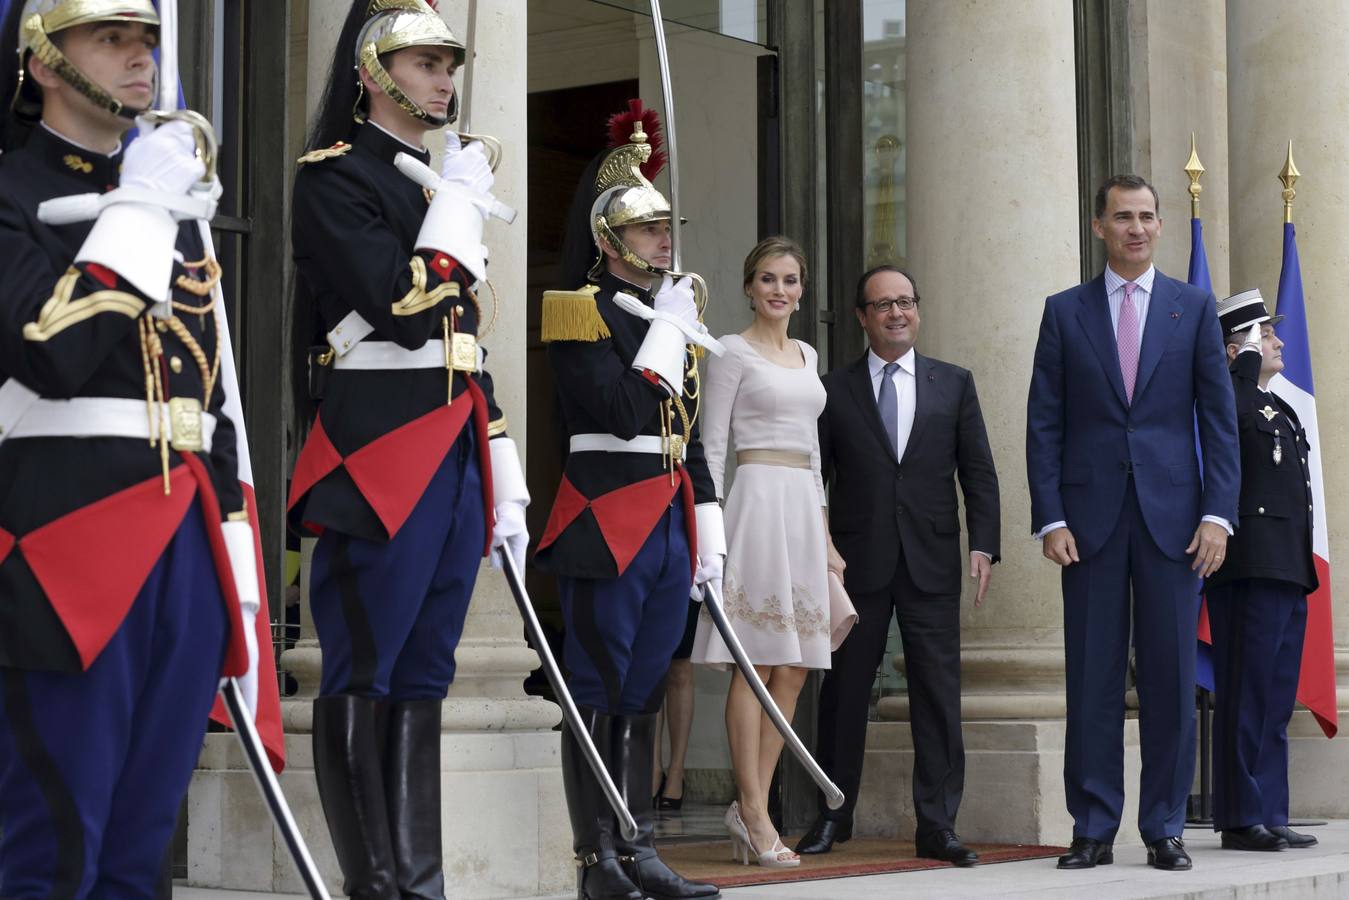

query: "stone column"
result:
(189, 3), (571, 897)
(1227, 0), (1349, 816)
(1134, 0), (1231, 296)
(853, 0), (1145, 846)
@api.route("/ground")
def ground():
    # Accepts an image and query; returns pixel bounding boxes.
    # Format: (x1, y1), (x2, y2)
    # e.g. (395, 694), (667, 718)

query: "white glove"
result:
(653, 275), (698, 327)
(691, 555), (724, 603)
(690, 502), (728, 601)
(1239, 322), (1262, 354)
(122, 120), (206, 195)
(440, 133), (495, 196)
(74, 120), (208, 303)
(490, 500), (529, 574)
(614, 278), (726, 358)
(488, 436), (530, 573)
(220, 520), (261, 718)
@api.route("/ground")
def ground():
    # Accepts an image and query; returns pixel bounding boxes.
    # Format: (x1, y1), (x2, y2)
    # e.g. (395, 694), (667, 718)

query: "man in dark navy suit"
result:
(1207, 289), (1319, 853)
(1026, 175), (1240, 871)
(798, 265), (1000, 866)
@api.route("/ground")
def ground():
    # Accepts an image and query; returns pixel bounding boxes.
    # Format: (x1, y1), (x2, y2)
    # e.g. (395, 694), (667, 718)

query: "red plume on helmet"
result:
(607, 99), (667, 181)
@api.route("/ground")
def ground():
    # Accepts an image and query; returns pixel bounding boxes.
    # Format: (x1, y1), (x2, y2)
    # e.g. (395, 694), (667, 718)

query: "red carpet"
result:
(659, 837), (1067, 887)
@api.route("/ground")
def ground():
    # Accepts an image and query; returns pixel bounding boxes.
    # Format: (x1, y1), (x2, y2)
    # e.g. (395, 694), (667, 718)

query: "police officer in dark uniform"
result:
(1207, 288), (1319, 852)
(287, 2), (528, 897)
(0, 1), (262, 895)
(536, 103), (723, 900)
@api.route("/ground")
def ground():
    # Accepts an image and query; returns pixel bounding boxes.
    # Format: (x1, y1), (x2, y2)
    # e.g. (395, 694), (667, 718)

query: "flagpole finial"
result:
(1279, 140), (1300, 224)
(1184, 132), (1205, 218)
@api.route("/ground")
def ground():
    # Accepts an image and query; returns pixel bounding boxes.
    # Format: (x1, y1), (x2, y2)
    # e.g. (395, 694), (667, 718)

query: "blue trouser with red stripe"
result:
(1208, 578), (1307, 830)
(310, 432), (485, 700)
(0, 500), (227, 900)
(559, 502), (691, 715)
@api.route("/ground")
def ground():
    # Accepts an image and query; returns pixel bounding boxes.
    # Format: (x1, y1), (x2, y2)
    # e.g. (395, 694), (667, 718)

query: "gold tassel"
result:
(540, 287), (610, 343)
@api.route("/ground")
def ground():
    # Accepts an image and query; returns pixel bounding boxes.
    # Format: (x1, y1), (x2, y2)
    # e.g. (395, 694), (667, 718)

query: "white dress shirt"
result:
(868, 347), (916, 460)
(872, 348), (993, 561)
(1037, 264), (1231, 539)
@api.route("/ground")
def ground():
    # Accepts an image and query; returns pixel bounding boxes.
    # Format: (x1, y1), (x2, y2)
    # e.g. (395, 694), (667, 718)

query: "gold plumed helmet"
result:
(354, 0), (465, 127)
(587, 101), (674, 280)
(11, 0), (159, 124)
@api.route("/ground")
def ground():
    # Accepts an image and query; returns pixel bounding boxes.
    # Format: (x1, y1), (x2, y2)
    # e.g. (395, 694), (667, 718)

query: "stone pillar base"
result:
(855, 718), (1144, 847)
(1288, 707), (1349, 819)
(188, 729), (572, 898)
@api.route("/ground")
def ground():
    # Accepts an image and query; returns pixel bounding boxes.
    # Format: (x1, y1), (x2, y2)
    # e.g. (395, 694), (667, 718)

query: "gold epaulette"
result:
(540, 284), (610, 343)
(297, 141), (352, 166)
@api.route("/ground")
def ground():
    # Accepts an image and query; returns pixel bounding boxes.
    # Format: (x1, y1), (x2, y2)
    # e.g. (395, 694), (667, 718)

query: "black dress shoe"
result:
(793, 817), (852, 855)
(1146, 836), (1192, 870)
(1221, 824), (1289, 851)
(915, 830), (978, 867)
(1268, 825), (1318, 848)
(1056, 837), (1113, 869)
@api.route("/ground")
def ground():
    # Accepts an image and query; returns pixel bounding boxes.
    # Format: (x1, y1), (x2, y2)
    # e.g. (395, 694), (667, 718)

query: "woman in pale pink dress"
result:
(692, 237), (847, 867)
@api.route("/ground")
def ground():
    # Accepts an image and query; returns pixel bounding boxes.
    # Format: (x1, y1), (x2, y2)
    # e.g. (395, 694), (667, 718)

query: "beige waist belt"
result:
(737, 449), (811, 469)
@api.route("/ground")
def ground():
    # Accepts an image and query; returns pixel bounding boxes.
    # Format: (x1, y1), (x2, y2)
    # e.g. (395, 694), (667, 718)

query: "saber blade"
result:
(498, 549), (640, 841)
(156, 0), (179, 113)
(648, 0), (682, 269)
(704, 581), (845, 809)
(221, 679), (332, 900)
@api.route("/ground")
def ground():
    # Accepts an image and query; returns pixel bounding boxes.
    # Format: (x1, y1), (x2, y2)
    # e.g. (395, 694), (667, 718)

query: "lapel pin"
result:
(1260, 405), (1278, 421)
(1170, 312), (1180, 319)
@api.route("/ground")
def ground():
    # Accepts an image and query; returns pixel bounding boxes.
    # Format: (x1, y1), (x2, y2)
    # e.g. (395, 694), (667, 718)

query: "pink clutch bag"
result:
(827, 570), (858, 651)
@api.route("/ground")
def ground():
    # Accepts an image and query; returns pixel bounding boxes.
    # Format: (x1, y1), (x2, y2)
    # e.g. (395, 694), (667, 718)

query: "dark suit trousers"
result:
(1207, 579), (1306, 830)
(1062, 479), (1197, 844)
(815, 543), (963, 838)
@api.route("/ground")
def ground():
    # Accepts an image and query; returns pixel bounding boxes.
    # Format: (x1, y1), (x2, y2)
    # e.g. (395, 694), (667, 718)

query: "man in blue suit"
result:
(1026, 175), (1240, 872)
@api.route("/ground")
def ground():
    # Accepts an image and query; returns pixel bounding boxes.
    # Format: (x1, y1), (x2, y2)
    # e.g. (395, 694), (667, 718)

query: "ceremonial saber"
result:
(704, 581), (845, 810)
(497, 548), (640, 841)
(221, 680), (331, 900)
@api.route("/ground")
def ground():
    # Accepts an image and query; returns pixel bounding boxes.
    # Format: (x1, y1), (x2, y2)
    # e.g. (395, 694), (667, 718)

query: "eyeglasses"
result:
(861, 296), (919, 313)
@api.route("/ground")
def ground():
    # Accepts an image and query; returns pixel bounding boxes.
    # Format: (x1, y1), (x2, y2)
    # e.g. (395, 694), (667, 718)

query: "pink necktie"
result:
(1118, 282), (1140, 404)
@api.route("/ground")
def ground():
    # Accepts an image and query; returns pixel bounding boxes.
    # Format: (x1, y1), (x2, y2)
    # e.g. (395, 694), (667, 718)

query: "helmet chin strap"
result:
(590, 216), (667, 283)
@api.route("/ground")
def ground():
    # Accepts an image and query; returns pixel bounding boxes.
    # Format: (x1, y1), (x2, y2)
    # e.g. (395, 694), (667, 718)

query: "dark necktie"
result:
(878, 362), (900, 454)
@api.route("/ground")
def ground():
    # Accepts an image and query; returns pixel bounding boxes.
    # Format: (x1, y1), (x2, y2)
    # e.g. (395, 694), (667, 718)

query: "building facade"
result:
(185, 1), (1349, 895)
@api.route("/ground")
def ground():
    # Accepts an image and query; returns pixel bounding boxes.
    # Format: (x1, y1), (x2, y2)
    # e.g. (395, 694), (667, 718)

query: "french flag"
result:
(1268, 222), (1337, 738)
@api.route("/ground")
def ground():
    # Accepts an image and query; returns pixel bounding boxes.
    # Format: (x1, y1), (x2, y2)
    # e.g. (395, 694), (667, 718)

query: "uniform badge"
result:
(450, 333), (478, 371)
(62, 154), (92, 174)
(1260, 405), (1278, 421)
(168, 397), (205, 452)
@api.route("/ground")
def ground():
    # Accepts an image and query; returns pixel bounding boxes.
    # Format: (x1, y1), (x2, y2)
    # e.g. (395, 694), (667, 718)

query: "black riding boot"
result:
(562, 707), (643, 900)
(613, 713), (721, 900)
(312, 694), (399, 900)
(385, 699), (446, 899)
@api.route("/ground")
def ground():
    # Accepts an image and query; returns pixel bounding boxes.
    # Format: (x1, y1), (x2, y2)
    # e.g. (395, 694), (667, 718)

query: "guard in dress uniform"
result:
(1206, 289), (1319, 852)
(0, 2), (262, 896)
(286, 3), (529, 897)
(536, 102), (723, 900)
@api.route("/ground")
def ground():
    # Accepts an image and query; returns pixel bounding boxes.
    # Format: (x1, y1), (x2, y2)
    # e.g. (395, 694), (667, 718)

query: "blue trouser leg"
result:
(1063, 481), (1197, 843)
(559, 503), (691, 715)
(1209, 579), (1306, 830)
(0, 502), (227, 900)
(310, 435), (484, 700)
